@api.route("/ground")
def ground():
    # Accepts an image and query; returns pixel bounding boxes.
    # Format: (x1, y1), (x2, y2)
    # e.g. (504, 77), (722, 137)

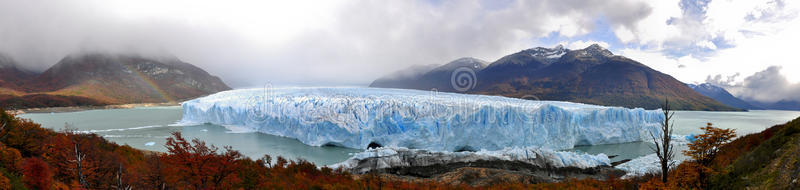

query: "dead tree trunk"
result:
(0, 119), (8, 141)
(649, 99), (675, 183)
(75, 143), (89, 188)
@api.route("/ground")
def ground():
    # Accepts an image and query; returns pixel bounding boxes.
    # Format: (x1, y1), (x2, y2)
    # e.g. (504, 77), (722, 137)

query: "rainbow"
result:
(122, 64), (175, 102)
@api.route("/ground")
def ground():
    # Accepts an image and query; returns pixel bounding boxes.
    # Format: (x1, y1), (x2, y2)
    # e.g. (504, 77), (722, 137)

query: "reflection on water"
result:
(19, 107), (800, 165)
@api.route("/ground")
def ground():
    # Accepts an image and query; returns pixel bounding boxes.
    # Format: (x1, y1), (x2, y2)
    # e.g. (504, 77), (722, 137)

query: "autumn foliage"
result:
(684, 123), (737, 166)
(1, 107), (798, 190)
(0, 109), (458, 189)
(160, 131), (244, 189)
(22, 158), (53, 190)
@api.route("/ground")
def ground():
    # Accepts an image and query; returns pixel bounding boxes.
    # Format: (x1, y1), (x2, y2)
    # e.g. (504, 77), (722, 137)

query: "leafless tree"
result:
(0, 118), (8, 141)
(74, 142), (89, 187)
(650, 99), (676, 183)
(116, 162), (131, 190)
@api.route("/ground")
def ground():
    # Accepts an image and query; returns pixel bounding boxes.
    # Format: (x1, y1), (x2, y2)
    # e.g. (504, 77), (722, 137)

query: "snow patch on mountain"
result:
(524, 44), (569, 59)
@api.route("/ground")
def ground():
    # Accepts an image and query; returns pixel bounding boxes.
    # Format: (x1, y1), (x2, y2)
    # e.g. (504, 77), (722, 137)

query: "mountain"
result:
(747, 100), (800, 111)
(370, 57), (488, 92)
(368, 64), (438, 89)
(0, 53), (230, 109)
(31, 53), (230, 103)
(0, 55), (36, 92)
(688, 83), (761, 110)
(686, 83), (800, 111)
(761, 100), (800, 111)
(370, 44), (740, 111)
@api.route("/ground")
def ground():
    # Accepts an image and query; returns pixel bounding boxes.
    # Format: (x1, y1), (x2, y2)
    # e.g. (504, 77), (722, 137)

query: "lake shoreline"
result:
(5, 102), (180, 115)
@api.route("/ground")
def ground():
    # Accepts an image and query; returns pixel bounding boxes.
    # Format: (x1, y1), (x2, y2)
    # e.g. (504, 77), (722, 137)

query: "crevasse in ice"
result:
(180, 87), (664, 151)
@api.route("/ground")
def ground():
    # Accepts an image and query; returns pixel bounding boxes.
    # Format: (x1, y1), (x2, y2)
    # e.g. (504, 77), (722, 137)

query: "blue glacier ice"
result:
(180, 87), (664, 151)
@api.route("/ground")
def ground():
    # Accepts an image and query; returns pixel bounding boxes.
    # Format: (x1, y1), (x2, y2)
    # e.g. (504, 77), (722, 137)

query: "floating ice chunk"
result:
(616, 154), (659, 179)
(223, 125), (256, 133)
(616, 153), (680, 179)
(145, 142), (156, 146)
(181, 87), (664, 151)
(78, 125), (163, 134)
(329, 147), (611, 174)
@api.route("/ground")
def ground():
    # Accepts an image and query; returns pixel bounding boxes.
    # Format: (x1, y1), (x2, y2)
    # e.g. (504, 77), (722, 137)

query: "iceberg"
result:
(180, 87), (664, 151)
(615, 153), (680, 179)
(329, 147), (611, 174)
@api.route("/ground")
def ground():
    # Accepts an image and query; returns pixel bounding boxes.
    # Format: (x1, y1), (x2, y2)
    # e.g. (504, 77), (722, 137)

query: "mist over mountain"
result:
(0, 54), (37, 91)
(0, 52), (229, 109)
(370, 57), (488, 91)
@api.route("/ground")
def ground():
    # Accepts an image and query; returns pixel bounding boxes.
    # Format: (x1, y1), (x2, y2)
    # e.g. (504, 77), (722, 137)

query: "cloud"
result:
(0, 0), (657, 87)
(0, 0), (796, 99)
(617, 0), (797, 59)
(706, 66), (800, 103)
(619, 0), (800, 86)
(563, 40), (610, 50)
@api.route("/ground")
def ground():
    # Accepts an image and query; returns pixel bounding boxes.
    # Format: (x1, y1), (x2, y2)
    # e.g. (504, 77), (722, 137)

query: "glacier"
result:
(329, 147), (611, 174)
(180, 87), (664, 151)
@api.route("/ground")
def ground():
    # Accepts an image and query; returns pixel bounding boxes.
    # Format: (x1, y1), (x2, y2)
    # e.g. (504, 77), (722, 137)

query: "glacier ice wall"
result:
(181, 87), (664, 151)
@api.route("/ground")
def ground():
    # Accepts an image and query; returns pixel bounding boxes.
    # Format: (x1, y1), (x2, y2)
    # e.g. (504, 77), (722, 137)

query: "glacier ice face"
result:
(329, 147), (611, 174)
(180, 87), (664, 151)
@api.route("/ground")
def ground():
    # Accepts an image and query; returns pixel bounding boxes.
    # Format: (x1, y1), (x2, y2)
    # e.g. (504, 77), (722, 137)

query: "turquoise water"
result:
(572, 110), (800, 161)
(19, 107), (800, 165)
(19, 106), (360, 166)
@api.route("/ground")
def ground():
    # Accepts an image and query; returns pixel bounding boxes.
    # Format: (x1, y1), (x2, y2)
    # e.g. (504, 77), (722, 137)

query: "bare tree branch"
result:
(650, 99), (676, 183)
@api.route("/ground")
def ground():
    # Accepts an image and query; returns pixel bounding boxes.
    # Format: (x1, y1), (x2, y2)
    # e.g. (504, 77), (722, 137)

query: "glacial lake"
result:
(19, 107), (800, 165)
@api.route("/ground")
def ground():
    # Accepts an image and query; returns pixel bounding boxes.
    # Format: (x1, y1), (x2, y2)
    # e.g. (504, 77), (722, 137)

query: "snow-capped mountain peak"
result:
(688, 83), (726, 93)
(523, 44), (569, 59)
(435, 57), (488, 71)
(581, 44), (613, 57)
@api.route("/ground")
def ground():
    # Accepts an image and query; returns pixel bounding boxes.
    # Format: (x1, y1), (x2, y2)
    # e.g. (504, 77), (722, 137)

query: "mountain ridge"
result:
(688, 82), (800, 111)
(688, 83), (761, 110)
(370, 44), (740, 111)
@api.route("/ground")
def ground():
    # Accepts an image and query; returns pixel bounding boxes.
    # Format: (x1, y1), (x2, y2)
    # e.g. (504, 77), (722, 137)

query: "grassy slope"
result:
(0, 83), (111, 109)
(710, 117), (800, 189)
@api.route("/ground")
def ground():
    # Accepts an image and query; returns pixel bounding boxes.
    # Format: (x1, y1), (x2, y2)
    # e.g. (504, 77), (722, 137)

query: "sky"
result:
(0, 0), (798, 103)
